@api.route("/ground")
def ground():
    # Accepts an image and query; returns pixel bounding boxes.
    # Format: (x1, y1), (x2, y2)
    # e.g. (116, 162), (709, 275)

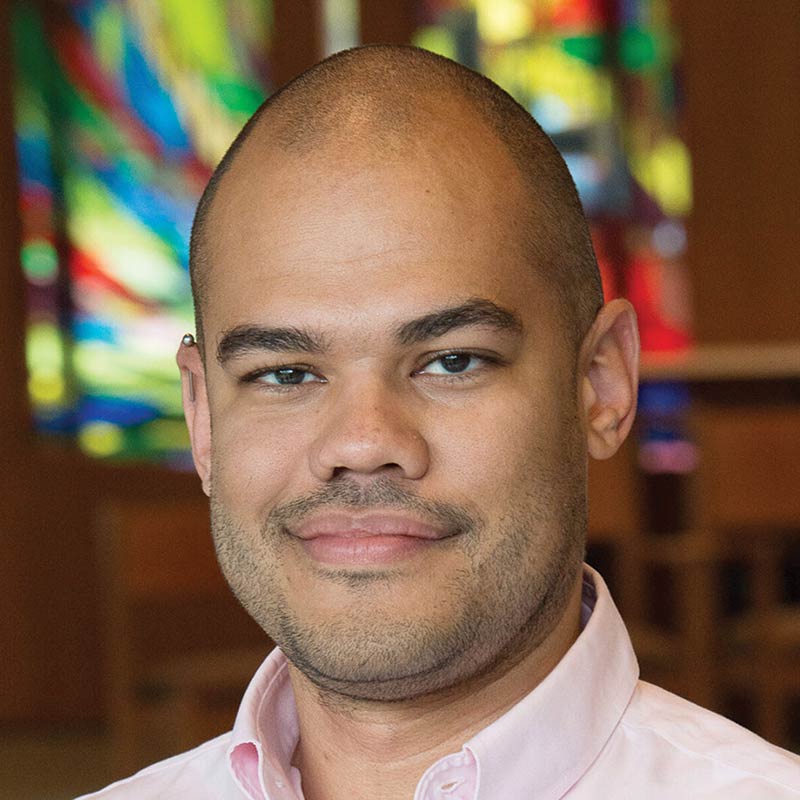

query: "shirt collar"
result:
(228, 649), (301, 799)
(464, 565), (639, 799)
(227, 565), (639, 800)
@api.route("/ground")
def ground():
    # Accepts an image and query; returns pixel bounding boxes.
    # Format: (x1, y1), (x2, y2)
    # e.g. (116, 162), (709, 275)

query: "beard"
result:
(210, 437), (586, 703)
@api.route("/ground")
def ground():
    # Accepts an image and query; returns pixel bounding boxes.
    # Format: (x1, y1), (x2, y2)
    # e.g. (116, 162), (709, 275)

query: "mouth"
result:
(289, 511), (459, 567)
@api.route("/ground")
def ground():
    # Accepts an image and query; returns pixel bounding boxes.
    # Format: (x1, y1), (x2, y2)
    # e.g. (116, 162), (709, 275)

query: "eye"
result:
(247, 366), (324, 386)
(419, 352), (485, 376)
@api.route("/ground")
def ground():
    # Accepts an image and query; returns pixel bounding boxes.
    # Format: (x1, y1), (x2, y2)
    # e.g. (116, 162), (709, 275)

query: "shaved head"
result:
(189, 44), (603, 350)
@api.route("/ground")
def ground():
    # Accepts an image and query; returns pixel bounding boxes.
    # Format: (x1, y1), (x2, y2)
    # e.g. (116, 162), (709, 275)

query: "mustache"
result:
(264, 477), (480, 537)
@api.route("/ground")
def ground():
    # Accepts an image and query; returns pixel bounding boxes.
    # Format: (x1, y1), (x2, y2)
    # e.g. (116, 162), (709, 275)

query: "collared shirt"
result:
(78, 567), (800, 799)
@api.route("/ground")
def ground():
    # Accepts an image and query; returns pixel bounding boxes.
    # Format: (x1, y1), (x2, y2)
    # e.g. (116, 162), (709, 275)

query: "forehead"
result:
(202, 111), (552, 337)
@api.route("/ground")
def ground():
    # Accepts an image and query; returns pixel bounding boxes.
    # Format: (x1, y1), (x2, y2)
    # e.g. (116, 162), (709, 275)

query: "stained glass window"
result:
(13, 0), (272, 463)
(15, 0), (692, 468)
(414, 0), (693, 354)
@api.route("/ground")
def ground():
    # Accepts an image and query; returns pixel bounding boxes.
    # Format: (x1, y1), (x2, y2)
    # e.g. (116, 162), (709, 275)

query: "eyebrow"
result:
(216, 326), (327, 365)
(394, 298), (523, 345)
(216, 298), (523, 366)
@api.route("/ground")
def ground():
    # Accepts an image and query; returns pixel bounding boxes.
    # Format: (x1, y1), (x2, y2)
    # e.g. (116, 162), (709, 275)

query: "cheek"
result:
(210, 403), (315, 515)
(428, 384), (567, 476)
(424, 382), (582, 538)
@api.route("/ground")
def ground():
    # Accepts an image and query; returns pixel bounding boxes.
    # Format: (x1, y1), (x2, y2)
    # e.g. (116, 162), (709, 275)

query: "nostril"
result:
(330, 463), (402, 480)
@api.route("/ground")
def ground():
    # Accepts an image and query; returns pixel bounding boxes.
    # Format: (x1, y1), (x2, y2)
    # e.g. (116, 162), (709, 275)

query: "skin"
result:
(177, 99), (639, 800)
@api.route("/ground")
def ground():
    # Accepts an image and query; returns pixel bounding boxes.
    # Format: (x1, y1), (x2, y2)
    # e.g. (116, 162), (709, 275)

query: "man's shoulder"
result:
(617, 680), (800, 795)
(75, 732), (239, 800)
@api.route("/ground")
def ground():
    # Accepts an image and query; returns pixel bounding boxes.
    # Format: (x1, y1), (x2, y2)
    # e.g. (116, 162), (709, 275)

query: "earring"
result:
(182, 333), (196, 401)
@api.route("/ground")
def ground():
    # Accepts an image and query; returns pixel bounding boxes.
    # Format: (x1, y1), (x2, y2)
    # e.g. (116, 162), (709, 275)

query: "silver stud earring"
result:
(182, 333), (196, 401)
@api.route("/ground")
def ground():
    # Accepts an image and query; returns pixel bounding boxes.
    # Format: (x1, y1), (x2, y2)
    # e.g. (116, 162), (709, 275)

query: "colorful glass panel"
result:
(13, 0), (272, 463)
(413, 0), (693, 354)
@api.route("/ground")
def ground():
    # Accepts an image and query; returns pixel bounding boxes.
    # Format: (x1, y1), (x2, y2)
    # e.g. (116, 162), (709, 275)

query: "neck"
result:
(290, 572), (584, 800)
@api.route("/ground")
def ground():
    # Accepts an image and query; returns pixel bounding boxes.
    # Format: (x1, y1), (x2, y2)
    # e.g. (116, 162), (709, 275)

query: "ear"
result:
(578, 299), (640, 461)
(177, 337), (212, 495)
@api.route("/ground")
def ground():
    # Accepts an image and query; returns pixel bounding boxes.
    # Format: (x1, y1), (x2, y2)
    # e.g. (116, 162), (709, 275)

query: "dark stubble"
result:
(211, 450), (586, 703)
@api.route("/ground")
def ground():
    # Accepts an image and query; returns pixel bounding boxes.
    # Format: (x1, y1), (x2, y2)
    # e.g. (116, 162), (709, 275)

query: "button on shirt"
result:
(78, 567), (800, 799)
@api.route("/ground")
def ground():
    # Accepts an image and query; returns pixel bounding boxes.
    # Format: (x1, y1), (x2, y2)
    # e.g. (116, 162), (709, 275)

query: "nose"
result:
(308, 375), (430, 482)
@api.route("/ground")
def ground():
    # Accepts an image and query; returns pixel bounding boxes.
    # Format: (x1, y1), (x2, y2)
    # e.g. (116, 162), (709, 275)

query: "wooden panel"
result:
(0, 0), (41, 723)
(99, 501), (267, 664)
(359, 0), (417, 45)
(100, 502), (226, 598)
(98, 501), (270, 776)
(587, 439), (640, 541)
(693, 407), (800, 529)
(273, 0), (323, 84)
(677, 0), (800, 344)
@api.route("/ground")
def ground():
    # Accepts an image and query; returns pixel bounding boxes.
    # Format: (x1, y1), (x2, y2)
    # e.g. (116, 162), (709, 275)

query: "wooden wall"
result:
(678, 0), (800, 343)
(1, 1), (798, 724)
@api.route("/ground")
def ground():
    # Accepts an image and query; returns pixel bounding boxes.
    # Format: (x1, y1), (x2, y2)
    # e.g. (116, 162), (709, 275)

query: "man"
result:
(81, 45), (800, 799)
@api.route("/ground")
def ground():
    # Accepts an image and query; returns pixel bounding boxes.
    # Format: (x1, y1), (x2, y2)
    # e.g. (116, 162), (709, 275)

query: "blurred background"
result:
(1, 0), (798, 797)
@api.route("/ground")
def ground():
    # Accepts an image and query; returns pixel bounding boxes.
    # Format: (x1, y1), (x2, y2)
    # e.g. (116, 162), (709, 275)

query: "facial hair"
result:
(211, 439), (586, 703)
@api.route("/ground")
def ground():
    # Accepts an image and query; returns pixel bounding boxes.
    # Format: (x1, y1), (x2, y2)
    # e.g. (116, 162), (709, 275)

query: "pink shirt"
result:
(78, 567), (800, 799)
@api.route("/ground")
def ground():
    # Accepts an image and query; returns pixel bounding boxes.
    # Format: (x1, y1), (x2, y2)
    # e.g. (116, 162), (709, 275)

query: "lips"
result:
(290, 512), (456, 566)
(293, 512), (451, 541)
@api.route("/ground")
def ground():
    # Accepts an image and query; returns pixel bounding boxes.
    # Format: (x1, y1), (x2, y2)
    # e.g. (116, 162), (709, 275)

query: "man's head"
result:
(189, 45), (603, 353)
(178, 45), (639, 703)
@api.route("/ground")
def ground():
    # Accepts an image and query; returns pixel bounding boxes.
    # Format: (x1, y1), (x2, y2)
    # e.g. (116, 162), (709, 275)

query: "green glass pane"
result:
(561, 34), (606, 67)
(21, 240), (59, 284)
(208, 75), (265, 115)
(620, 26), (659, 71)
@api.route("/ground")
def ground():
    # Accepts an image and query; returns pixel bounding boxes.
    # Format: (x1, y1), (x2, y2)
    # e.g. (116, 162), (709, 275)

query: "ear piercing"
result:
(181, 333), (196, 401)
